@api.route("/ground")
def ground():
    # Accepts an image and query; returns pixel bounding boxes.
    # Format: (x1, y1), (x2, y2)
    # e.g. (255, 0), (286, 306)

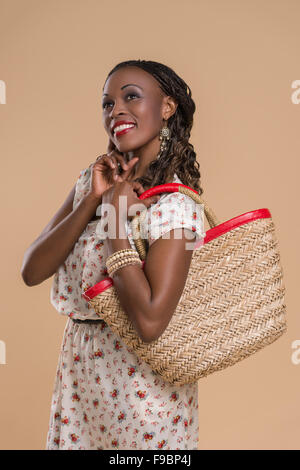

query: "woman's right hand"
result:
(88, 138), (139, 200)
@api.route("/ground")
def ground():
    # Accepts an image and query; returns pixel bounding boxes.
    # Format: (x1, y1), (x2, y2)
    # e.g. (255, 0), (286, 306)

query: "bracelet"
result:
(106, 248), (138, 263)
(105, 248), (142, 278)
(108, 258), (143, 278)
(106, 255), (140, 272)
(106, 249), (140, 266)
(106, 255), (140, 271)
(106, 252), (141, 271)
(106, 248), (140, 267)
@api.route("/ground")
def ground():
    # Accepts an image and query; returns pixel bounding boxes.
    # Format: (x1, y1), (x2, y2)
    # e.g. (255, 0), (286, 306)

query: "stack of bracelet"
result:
(105, 248), (143, 278)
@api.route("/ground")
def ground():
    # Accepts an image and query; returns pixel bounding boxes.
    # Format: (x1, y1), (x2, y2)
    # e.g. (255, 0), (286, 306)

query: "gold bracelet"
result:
(106, 248), (139, 266)
(108, 259), (143, 278)
(106, 253), (141, 274)
(106, 250), (140, 268)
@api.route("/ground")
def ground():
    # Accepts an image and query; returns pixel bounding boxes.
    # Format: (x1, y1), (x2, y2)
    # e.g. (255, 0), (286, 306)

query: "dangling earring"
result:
(156, 119), (171, 160)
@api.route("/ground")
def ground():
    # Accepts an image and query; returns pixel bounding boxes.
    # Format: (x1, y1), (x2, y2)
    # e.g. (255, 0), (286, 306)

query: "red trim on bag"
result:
(82, 260), (146, 301)
(194, 207), (271, 248)
(138, 183), (199, 199)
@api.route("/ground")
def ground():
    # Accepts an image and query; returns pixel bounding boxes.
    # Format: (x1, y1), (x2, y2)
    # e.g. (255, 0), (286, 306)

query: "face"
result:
(102, 66), (176, 156)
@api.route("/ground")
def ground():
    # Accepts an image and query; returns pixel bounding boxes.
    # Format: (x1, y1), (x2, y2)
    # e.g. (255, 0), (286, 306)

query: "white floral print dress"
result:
(46, 164), (206, 450)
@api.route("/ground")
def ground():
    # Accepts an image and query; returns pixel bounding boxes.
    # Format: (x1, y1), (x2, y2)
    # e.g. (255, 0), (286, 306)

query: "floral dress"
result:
(46, 164), (206, 450)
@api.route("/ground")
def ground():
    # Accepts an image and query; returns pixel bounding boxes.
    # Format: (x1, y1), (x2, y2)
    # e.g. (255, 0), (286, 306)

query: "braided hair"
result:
(103, 60), (204, 195)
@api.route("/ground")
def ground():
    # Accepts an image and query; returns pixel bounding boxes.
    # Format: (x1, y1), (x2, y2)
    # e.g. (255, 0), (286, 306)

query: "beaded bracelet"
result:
(106, 248), (142, 277)
(107, 258), (143, 278)
(106, 252), (140, 269)
(106, 248), (139, 267)
(106, 250), (139, 264)
(107, 254), (141, 270)
(106, 250), (140, 268)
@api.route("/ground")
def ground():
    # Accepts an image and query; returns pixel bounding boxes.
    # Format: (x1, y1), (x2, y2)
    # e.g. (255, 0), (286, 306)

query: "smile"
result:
(114, 124), (136, 137)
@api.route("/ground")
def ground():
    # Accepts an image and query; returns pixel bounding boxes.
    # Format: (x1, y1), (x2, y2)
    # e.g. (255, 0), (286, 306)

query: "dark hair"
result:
(103, 60), (204, 195)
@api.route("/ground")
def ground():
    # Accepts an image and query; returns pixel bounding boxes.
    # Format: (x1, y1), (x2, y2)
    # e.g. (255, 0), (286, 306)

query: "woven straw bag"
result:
(82, 182), (287, 386)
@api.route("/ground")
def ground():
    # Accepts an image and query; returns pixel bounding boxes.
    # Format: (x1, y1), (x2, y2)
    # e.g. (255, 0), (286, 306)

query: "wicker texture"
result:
(87, 185), (287, 385)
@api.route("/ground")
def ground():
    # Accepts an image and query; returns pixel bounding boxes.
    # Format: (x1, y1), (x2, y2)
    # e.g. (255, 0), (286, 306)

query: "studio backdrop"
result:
(0, 0), (299, 450)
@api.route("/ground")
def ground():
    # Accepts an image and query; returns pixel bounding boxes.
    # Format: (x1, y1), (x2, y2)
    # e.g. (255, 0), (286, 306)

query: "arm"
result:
(106, 209), (196, 343)
(21, 186), (101, 287)
(21, 152), (139, 288)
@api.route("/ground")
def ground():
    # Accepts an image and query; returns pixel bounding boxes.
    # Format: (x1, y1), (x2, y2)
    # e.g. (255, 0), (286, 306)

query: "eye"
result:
(102, 93), (139, 110)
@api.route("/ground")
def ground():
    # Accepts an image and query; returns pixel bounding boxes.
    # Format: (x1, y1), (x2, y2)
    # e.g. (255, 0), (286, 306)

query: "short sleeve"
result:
(73, 167), (92, 210)
(139, 191), (206, 248)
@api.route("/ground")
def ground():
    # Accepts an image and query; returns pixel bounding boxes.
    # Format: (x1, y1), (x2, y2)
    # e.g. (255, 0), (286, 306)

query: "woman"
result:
(21, 59), (206, 450)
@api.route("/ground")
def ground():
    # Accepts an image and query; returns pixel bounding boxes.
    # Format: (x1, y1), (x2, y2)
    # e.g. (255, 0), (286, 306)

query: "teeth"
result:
(114, 124), (135, 134)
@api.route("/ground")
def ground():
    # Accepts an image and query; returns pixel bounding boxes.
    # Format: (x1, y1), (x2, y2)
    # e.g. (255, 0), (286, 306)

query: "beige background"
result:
(0, 0), (299, 450)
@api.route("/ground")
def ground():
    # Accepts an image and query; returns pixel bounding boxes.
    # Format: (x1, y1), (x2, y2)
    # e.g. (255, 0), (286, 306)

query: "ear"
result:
(162, 95), (178, 120)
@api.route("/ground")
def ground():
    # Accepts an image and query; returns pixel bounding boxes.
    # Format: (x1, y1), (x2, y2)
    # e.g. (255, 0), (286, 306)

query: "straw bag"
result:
(82, 183), (287, 386)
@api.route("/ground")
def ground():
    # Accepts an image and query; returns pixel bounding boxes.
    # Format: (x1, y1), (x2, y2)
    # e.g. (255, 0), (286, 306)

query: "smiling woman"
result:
(44, 60), (205, 451)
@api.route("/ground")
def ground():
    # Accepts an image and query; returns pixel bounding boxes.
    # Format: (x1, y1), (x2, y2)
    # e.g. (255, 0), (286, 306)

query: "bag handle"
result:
(131, 182), (220, 260)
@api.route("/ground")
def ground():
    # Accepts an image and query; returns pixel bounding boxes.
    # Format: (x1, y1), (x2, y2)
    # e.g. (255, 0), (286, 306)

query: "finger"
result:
(113, 153), (129, 171)
(121, 157), (139, 179)
(130, 181), (144, 190)
(94, 156), (119, 185)
(130, 181), (145, 196)
(106, 150), (130, 175)
(104, 154), (121, 176)
(127, 157), (139, 168)
(96, 154), (116, 171)
(113, 174), (124, 183)
(96, 154), (109, 165)
(142, 195), (161, 207)
(119, 161), (139, 182)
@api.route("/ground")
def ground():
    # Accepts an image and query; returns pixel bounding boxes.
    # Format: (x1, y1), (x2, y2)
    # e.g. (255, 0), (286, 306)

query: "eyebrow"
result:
(103, 84), (144, 97)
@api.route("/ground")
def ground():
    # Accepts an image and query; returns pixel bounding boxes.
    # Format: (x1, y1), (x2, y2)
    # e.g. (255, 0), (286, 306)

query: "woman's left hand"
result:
(102, 181), (160, 221)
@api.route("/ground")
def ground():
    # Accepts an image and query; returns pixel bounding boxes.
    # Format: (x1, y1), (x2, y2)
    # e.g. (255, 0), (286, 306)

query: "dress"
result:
(46, 165), (206, 450)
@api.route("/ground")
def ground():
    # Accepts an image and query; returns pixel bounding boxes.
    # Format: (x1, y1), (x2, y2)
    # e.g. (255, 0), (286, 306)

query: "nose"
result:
(109, 99), (128, 119)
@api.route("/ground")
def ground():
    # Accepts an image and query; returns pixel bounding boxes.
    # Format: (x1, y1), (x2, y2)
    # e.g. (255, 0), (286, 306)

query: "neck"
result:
(125, 136), (161, 181)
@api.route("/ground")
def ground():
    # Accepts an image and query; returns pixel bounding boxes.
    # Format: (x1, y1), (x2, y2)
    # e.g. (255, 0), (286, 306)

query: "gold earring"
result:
(156, 119), (171, 160)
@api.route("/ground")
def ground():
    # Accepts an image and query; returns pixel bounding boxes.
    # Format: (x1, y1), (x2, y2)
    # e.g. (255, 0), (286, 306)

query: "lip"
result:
(115, 125), (136, 137)
(111, 120), (136, 132)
